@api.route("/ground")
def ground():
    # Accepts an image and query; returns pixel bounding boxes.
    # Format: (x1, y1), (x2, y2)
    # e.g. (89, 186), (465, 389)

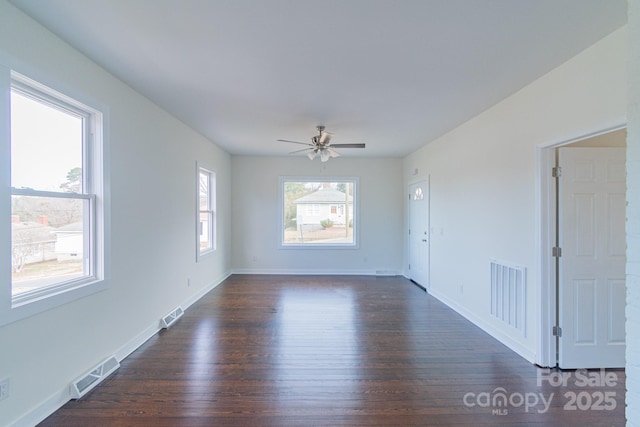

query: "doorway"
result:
(538, 127), (627, 368)
(408, 178), (430, 290)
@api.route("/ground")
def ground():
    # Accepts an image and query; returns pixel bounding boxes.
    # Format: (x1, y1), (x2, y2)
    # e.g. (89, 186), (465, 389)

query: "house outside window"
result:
(280, 177), (359, 248)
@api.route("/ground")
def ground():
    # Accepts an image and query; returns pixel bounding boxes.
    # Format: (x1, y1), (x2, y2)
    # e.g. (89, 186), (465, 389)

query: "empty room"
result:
(1, 0), (639, 426)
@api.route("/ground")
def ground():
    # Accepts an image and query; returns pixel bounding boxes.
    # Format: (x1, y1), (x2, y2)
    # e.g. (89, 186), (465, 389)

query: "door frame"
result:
(536, 123), (626, 368)
(407, 176), (430, 289)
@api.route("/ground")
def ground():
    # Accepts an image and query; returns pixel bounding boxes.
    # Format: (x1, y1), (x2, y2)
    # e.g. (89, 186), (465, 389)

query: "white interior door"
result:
(558, 147), (626, 369)
(408, 179), (429, 289)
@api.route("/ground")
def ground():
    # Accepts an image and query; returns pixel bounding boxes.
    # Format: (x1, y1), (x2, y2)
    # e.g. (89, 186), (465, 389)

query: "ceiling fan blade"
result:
(288, 147), (314, 155)
(319, 131), (332, 145)
(329, 143), (366, 149)
(277, 139), (313, 146)
(327, 148), (340, 158)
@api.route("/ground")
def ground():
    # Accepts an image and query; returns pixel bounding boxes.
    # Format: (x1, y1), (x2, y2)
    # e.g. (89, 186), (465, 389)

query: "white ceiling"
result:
(9, 0), (627, 158)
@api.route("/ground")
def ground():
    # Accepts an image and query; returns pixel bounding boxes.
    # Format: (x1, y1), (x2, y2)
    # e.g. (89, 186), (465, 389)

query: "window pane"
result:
(11, 195), (87, 296)
(199, 171), (209, 211)
(199, 211), (211, 250)
(11, 90), (83, 191)
(283, 181), (355, 245)
(197, 167), (215, 256)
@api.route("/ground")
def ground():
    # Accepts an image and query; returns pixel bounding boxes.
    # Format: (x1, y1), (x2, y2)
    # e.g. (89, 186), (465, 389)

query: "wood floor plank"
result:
(38, 275), (626, 426)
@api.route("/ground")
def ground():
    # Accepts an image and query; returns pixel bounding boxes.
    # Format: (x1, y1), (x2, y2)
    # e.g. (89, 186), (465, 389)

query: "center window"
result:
(280, 177), (358, 248)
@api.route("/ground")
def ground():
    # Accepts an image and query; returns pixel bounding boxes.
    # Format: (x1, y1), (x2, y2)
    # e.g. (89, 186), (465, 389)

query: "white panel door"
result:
(558, 147), (626, 369)
(408, 179), (429, 289)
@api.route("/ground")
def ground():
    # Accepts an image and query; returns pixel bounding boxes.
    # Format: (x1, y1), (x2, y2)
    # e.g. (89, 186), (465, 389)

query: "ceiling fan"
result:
(277, 125), (366, 162)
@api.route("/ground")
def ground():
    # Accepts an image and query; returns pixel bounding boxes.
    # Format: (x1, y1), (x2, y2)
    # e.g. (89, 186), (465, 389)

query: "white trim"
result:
(10, 188), (92, 199)
(231, 268), (396, 276)
(114, 272), (230, 362)
(181, 272), (231, 309)
(535, 146), (557, 367)
(8, 272), (231, 427)
(7, 388), (70, 427)
(407, 175), (430, 186)
(540, 124), (627, 149)
(535, 123), (627, 368)
(427, 286), (536, 364)
(0, 65), (13, 324)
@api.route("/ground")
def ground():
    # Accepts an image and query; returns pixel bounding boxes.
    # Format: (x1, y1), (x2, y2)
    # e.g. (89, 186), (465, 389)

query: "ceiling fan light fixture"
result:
(278, 125), (365, 162)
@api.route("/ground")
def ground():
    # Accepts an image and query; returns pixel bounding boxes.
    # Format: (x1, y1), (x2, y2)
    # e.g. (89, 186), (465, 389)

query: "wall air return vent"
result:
(70, 355), (120, 399)
(490, 259), (526, 335)
(161, 306), (184, 329)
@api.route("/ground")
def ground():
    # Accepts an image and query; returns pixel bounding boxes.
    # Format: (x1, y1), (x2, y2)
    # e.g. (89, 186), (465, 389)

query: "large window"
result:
(197, 166), (215, 258)
(280, 177), (359, 248)
(2, 70), (106, 324)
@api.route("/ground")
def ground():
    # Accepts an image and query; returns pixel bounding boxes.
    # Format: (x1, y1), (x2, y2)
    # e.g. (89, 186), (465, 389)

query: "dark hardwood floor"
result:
(39, 275), (625, 426)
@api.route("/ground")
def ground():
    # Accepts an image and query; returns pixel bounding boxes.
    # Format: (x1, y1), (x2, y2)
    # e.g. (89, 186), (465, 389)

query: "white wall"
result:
(231, 156), (403, 274)
(403, 27), (627, 363)
(627, 0), (640, 424)
(0, 2), (231, 425)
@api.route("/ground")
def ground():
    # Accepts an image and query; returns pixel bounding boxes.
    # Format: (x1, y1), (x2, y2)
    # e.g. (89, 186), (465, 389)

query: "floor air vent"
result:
(70, 355), (120, 399)
(161, 306), (184, 328)
(490, 259), (526, 335)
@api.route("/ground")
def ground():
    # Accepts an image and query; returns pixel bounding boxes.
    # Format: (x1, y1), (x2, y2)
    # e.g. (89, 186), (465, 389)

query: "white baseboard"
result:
(182, 271), (231, 310)
(427, 287), (536, 364)
(11, 272), (231, 427)
(116, 272), (230, 362)
(231, 268), (401, 276)
(9, 388), (69, 427)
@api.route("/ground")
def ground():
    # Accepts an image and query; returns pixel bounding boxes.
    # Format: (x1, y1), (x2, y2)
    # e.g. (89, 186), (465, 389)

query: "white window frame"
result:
(196, 164), (216, 260)
(279, 176), (360, 249)
(0, 67), (109, 326)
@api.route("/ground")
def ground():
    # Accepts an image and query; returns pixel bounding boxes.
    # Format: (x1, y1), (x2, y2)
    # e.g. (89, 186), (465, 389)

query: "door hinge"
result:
(552, 166), (562, 178)
(553, 326), (562, 337)
(552, 247), (562, 257)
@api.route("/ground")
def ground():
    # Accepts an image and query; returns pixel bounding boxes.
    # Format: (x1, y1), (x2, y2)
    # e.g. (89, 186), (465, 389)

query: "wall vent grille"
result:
(161, 306), (184, 329)
(490, 259), (526, 335)
(70, 355), (119, 399)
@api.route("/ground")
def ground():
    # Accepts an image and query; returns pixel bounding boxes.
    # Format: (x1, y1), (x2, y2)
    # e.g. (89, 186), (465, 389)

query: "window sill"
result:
(0, 278), (108, 326)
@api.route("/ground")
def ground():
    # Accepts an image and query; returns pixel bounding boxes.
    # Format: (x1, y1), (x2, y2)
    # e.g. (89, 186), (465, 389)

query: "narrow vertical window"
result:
(197, 166), (215, 258)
